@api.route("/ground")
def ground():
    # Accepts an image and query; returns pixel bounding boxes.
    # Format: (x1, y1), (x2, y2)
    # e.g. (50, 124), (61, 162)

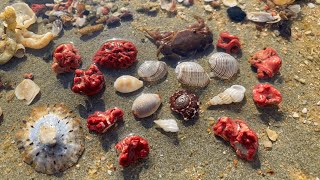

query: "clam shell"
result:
(132, 93), (161, 118)
(208, 52), (239, 79)
(154, 119), (179, 132)
(175, 62), (210, 88)
(207, 85), (246, 106)
(114, 75), (143, 93)
(15, 79), (40, 105)
(138, 61), (168, 82)
(247, 12), (281, 23)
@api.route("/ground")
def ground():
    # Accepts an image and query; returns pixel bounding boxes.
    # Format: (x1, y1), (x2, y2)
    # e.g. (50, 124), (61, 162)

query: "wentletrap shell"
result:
(175, 62), (210, 88)
(138, 61), (168, 82)
(208, 52), (239, 79)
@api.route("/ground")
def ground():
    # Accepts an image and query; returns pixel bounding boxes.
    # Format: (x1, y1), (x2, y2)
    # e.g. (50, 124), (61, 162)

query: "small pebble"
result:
(307, 3), (315, 8)
(262, 139), (273, 150)
(204, 5), (214, 12)
(302, 108), (308, 114)
(316, 101), (320, 106)
(266, 128), (278, 142)
(107, 170), (112, 175)
(292, 112), (299, 118)
(23, 73), (34, 79)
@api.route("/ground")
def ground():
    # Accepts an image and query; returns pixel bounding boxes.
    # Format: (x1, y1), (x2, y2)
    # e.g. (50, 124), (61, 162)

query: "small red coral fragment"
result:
(23, 73), (33, 79)
(52, 43), (82, 74)
(115, 135), (149, 167)
(72, 64), (105, 96)
(252, 83), (282, 107)
(31, 4), (47, 15)
(87, 107), (124, 133)
(213, 117), (258, 161)
(216, 32), (241, 54)
(249, 47), (282, 79)
(93, 40), (138, 69)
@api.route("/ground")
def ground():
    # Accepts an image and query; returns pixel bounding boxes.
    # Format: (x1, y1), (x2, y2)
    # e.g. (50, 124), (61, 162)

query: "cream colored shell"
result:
(114, 75), (143, 93)
(132, 93), (161, 118)
(207, 85), (246, 106)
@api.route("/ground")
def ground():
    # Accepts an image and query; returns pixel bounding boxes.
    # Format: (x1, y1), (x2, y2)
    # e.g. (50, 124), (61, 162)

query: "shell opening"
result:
(231, 85), (246, 93)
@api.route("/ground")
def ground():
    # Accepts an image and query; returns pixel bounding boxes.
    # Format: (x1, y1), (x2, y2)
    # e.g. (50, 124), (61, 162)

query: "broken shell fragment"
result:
(138, 61), (168, 82)
(15, 104), (85, 174)
(247, 12), (281, 23)
(154, 119), (179, 132)
(132, 93), (161, 118)
(15, 79), (40, 105)
(114, 75), (143, 93)
(11, 2), (36, 29)
(175, 62), (210, 88)
(207, 85), (246, 106)
(266, 128), (278, 142)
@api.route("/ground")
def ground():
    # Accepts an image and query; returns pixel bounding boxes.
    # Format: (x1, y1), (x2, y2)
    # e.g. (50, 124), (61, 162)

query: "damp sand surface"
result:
(0, 0), (320, 179)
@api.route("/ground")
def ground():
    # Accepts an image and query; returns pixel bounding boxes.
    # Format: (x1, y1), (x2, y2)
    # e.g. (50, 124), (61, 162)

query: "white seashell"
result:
(160, 0), (177, 12)
(132, 93), (161, 118)
(208, 52), (239, 79)
(13, 44), (25, 58)
(154, 119), (179, 132)
(114, 75), (143, 93)
(222, 0), (238, 7)
(138, 61), (168, 82)
(11, 3), (36, 29)
(247, 12), (281, 23)
(52, 19), (63, 37)
(207, 85), (246, 106)
(175, 62), (210, 88)
(15, 79), (40, 105)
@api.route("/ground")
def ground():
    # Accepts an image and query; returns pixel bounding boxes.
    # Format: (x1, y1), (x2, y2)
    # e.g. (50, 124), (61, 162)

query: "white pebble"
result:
(292, 112), (299, 118)
(302, 108), (308, 114)
(316, 101), (320, 106)
(314, 122), (318, 126)
(107, 170), (112, 175)
(307, 3), (315, 8)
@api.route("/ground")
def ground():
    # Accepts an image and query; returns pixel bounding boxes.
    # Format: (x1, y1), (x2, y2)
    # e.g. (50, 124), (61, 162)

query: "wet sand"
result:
(0, 0), (319, 179)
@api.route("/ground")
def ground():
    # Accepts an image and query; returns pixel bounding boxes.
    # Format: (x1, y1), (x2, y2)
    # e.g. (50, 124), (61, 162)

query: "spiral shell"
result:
(175, 62), (210, 88)
(114, 75), (143, 93)
(138, 61), (168, 82)
(208, 52), (239, 79)
(207, 85), (246, 106)
(132, 94), (161, 118)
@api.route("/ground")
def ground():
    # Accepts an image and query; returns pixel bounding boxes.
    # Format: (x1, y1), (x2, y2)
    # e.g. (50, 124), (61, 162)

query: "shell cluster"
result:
(208, 52), (239, 79)
(207, 85), (246, 106)
(132, 93), (162, 118)
(170, 90), (200, 121)
(138, 61), (168, 82)
(15, 104), (85, 175)
(175, 62), (210, 88)
(114, 75), (143, 93)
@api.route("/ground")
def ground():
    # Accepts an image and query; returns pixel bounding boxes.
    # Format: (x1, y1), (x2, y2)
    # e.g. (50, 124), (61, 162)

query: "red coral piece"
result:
(249, 47), (282, 79)
(115, 135), (149, 167)
(213, 117), (258, 161)
(216, 32), (241, 54)
(52, 43), (82, 74)
(87, 107), (124, 133)
(252, 83), (282, 107)
(31, 4), (47, 15)
(93, 40), (138, 69)
(72, 64), (105, 96)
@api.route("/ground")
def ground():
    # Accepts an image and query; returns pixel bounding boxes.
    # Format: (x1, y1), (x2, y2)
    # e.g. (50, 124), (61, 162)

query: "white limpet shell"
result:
(15, 79), (40, 105)
(247, 12), (281, 24)
(222, 0), (238, 7)
(175, 62), (210, 88)
(11, 3), (36, 29)
(132, 93), (161, 118)
(114, 75), (143, 93)
(207, 85), (246, 106)
(154, 119), (179, 132)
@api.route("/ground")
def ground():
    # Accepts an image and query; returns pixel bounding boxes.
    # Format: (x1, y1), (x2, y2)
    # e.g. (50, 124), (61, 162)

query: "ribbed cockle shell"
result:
(175, 62), (210, 88)
(114, 75), (143, 93)
(207, 85), (246, 106)
(208, 52), (239, 79)
(138, 61), (168, 82)
(132, 93), (161, 118)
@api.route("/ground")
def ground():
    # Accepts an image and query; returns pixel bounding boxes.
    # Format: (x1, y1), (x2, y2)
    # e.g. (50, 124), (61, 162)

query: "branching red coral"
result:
(87, 107), (124, 133)
(252, 83), (282, 107)
(216, 32), (241, 54)
(93, 40), (138, 69)
(115, 135), (149, 167)
(72, 64), (105, 96)
(52, 43), (82, 74)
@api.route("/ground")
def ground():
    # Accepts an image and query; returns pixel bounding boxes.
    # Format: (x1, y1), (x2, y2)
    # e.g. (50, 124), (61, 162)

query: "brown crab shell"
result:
(15, 104), (85, 175)
(169, 90), (200, 121)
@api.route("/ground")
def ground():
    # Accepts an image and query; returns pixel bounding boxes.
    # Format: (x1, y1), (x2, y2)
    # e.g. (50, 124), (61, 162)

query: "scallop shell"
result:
(208, 52), (239, 79)
(175, 62), (210, 88)
(247, 12), (281, 23)
(207, 85), (246, 106)
(132, 93), (161, 118)
(138, 61), (168, 82)
(114, 75), (143, 93)
(15, 79), (40, 105)
(154, 119), (179, 132)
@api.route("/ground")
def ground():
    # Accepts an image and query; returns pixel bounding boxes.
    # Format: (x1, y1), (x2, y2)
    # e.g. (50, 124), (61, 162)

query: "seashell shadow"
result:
(155, 128), (180, 145)
(29, 91), (41, 105)
(216, 46), (243, 59)
(255, 106), (285, 124)
(115, 86), (145, 98)
(210, 71), (241, 82)
(99, 120), (125, 152)
(0, 56), (27, 71)
(56, 72), (74, 89)
(170, 111), (198, 127)
(121, 158), (150, 180)
(77, 98), (106, 119)
(27, 41), (55, 58)
(206, 96), (247, 112)
(135, 104), (163, 129)
(100, 63), (139, 78)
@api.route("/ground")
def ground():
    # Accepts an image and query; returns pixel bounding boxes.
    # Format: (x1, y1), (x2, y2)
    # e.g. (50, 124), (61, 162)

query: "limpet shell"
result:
(138, 61), (168, 82)
(132, 93), (161, 118)
(114, 75), (143, 93)
(208, 52), (239, 79)
(175, 62), (210, 88)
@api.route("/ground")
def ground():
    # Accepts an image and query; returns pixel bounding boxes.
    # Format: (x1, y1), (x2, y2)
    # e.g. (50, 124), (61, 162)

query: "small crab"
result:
(145, 16), (213, 57)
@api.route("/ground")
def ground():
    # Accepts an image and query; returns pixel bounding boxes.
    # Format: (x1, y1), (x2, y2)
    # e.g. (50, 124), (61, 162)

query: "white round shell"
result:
(132, 93), (161, 118)
(138, 61), (168, 82)
(175, 62), (210, 88)
(208, 85), (246, 105)
(208, 52), (239, 79)
(114, 75), (143, 93)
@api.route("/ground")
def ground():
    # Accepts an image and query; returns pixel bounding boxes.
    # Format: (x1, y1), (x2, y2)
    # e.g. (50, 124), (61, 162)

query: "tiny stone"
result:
(292, 112), (299, 118)
(316, 101), (320, 106)
(301, 100), (307, 105)
(305, 31), (312, 35)
(266, 128), (278, 142)
(307, 3), (315, 8)
(76, 164), (80, 168)
(107, 170), (112, 175)
(262, 139), (273, 150)
(314, 122), (318, 126)
(204, 5), (214, 12)
(223, 151), (227, 154)
(302, 108), (308, 114)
